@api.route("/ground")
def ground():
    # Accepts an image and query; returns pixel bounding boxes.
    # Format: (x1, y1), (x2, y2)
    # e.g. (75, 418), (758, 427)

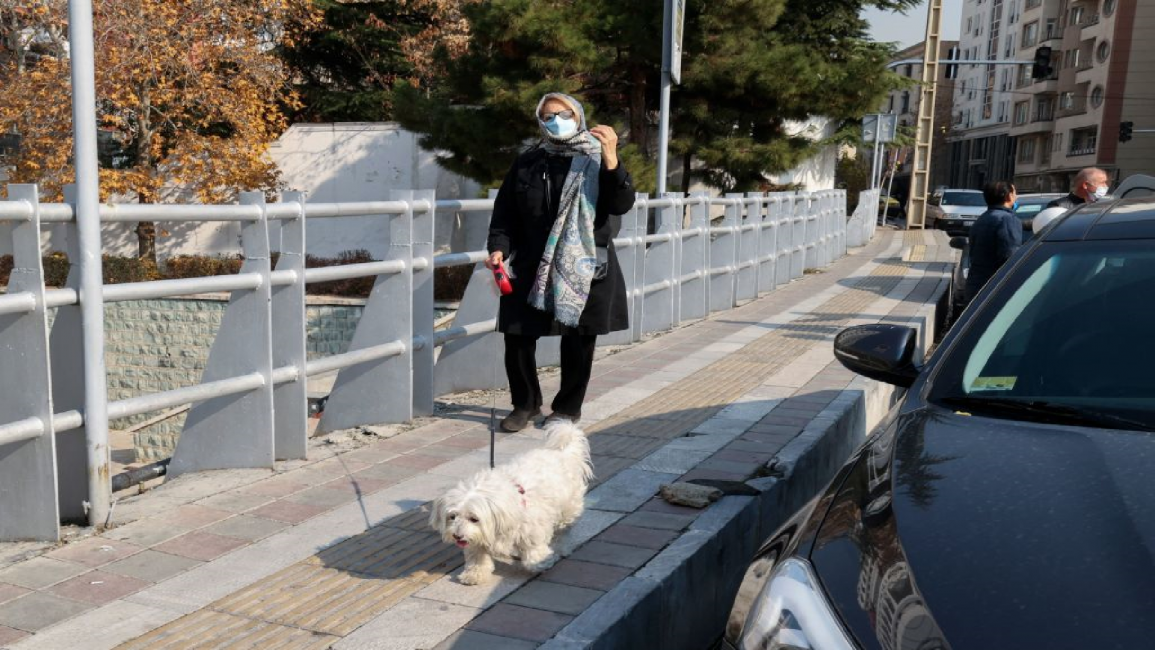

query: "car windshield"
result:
(942, 192), (986, 207)
(1013, 198), (1055, 216)
(929, 240), (1155, 429)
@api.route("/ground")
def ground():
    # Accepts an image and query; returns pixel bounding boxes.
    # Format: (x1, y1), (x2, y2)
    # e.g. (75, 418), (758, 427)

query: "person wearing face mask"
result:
(965, 180), (1021, 305)
(1031, 167), (1110, 233)
(484, 93), (635, 432)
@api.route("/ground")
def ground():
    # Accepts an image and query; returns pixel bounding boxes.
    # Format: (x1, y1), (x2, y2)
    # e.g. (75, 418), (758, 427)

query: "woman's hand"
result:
(590, 125), (619, 170)
(485, 250), (504, 270)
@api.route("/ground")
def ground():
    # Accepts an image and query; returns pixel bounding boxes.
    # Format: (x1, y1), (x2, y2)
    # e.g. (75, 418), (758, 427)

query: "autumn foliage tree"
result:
(0, 0), (319, 259)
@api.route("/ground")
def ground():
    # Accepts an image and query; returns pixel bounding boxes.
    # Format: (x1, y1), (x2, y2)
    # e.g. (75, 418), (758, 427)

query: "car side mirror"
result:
(834, 324), (921, 388)
(948, 236), (967, 250)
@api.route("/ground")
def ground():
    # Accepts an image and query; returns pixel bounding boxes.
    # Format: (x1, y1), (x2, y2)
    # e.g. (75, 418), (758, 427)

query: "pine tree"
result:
(393, 0), (919, 192)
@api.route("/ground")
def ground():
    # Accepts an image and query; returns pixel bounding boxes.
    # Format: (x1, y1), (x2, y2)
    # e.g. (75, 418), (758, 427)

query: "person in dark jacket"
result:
(965, 181), (1021, 304)
(485, 92), (635, 432)
(1032, 167), (1109, 232)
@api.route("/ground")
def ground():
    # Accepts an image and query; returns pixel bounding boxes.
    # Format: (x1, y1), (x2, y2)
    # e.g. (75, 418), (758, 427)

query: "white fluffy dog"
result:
(430, 421), (593, 585)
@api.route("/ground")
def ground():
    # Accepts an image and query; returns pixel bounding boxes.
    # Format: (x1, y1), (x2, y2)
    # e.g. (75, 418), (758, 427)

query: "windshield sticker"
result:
(971, 376), (1017, 391)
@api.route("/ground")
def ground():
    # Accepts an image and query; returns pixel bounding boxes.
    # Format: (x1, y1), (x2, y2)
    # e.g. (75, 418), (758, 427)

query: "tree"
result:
(0, 0), (319, 259)
(392, 0), (918, 193)
(280, 0), (428, 123)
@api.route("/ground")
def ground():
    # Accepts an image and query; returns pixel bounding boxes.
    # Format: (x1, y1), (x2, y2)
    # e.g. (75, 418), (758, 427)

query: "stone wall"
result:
(94, 295), (366, 461)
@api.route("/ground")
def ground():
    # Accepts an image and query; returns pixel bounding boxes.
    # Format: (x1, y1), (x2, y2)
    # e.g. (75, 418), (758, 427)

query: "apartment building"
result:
(1013, 0), (1155, 192)
(945, 0), (1023, 189)
(881, 40), (959, 200)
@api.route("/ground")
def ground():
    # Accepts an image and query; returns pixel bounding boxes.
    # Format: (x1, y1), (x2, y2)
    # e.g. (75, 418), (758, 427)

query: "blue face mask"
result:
(1012, 201), (1020, 211)
(544, 116), (578, 137)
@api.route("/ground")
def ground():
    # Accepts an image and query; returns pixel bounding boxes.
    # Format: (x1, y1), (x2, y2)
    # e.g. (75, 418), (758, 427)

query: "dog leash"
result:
(489, 339), (497, 470)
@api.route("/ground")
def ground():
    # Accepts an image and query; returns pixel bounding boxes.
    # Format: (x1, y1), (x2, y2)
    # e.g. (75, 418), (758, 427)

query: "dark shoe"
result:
(501, 407), (541, 432)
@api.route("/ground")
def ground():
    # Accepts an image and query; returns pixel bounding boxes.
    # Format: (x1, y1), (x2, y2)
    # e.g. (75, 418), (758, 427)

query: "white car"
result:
(928, 189), (987, 234)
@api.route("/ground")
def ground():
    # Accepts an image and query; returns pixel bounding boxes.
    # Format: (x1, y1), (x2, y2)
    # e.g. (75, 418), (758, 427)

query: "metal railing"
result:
(0, 184), (875, 541)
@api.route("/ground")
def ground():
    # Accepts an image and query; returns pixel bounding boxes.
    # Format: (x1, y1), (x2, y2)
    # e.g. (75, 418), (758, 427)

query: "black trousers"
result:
(504, 333), (597, 418)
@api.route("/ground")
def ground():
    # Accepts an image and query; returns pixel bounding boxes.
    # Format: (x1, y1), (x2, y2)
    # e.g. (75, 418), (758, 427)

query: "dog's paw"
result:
(521, 547), (558, 573)
(458, 567), (493, 585)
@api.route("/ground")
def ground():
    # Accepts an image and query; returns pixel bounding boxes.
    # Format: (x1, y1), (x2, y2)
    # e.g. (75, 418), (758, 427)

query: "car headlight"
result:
(738, 558), (856, 650)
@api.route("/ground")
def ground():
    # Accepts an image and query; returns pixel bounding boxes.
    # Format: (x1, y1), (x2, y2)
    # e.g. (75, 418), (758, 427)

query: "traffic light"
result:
(1031, 46), (1053, 80)
(1120, 121), (1134, 143)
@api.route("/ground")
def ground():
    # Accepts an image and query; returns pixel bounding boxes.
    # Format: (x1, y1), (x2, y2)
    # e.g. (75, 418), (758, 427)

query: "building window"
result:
(1034, 97), (1054, 121)
(1045, 18), (1057, 40)
(1015, 101), (1030, 124)
(901, 92), (911, 114)
(1069, 127), (1098, 156)
(1026, 0), (1042, 8)
(1041, 134), (1053, 161)
(1018, 138), (1036, 164)
(1104, 0), (1117, 17)
(1090, 85), (1104, 109)
(1097, 40), (1111, 62)
(1018, 64), (1032, 87)
(1070, 6), (1085, 26)
(1023, 21), (1039, 47)
(967, 17), (974, 33)
(1059, 92), (1075, 110)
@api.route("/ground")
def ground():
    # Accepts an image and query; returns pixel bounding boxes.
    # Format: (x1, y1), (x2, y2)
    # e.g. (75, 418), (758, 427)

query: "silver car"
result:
(927, 189), (987, 234)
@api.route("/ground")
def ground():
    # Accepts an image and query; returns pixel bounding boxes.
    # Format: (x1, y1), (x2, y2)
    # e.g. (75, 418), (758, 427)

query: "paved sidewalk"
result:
(0, 229), (951, 650)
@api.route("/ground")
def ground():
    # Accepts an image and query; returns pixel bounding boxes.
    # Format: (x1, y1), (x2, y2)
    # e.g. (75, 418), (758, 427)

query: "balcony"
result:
(1069, 145), (1097, 156)
(1081, 13), (1101, 29)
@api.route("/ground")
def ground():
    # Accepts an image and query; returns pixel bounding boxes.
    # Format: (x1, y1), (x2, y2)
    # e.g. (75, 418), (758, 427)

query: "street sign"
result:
(863, 114), (879, 143)
(666, 0), (687, 84)
(863, 114), (898, 144)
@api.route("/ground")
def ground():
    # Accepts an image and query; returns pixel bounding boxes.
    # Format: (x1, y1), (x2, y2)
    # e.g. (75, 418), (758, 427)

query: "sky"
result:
(864, 1), (963, 49)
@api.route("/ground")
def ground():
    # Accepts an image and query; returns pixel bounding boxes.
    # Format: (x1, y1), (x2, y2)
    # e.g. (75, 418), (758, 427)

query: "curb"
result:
(542, 260), (948, 650)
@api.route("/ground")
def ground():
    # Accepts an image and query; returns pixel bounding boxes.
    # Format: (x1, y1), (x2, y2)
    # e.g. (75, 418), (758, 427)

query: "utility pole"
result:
(905, 0), (943, 229)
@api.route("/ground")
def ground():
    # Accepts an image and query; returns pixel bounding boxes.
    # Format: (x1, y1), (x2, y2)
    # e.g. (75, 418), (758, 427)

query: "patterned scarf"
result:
(527, 93), (602, 327)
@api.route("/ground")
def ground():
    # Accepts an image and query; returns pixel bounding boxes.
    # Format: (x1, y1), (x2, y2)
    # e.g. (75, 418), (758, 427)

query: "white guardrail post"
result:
(641, 196), (677, 334)
(52, 186), (92, 524)
(170, 192), (276, 477)
(603, 197), (644, 346)
(678, 193), (709, 323)
(317, 194), (416, 432)
(629, 194), (649, 343)
(0, 185), (60, 541)
(271, 191), (309, 459)
(710, 196), (739, 312)
(735, 194), (758, 303)
(410, 190), (437, 416)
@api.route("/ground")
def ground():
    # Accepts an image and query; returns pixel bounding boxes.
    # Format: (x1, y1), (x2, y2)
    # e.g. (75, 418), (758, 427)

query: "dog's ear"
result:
(475, 492), (520, 547)
(428, 497), (446, 534)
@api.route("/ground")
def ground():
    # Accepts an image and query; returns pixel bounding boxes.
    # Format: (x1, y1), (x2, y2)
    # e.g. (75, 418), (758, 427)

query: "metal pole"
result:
(657, 0), (673, 195)
(67, 0), (111, 527)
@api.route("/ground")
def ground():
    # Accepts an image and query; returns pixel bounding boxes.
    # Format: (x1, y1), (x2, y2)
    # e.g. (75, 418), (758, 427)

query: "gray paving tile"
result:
(540, 559), (632, 591)
(0, 592), (94, 632)
(0, 557), (88, 589)
(466, 603), (573, 643)
(202, 514), (290, 541)
(103, 550), (204, 583)
(619, 511), (697, 532)
(504, 580), (605, 615)
(567, 541), (658, 570)
(433, 629), (538, 650)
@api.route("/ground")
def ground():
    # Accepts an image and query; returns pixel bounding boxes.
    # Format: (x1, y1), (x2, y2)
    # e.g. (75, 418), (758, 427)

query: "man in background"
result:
(1032, 167), (1110, 233)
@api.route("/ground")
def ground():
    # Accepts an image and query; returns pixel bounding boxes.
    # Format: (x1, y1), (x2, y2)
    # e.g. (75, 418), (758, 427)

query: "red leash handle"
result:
(492, 263), (513, 295)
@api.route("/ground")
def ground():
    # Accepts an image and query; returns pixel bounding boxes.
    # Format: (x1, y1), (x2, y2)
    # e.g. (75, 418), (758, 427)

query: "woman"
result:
(485, 93), (635, 432)
(965, 180), (1021, 305)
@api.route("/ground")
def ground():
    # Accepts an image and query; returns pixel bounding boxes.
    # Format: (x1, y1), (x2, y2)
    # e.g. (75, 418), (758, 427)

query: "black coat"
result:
(965, 206), (1022, 302)
(487, 147), (635, 336)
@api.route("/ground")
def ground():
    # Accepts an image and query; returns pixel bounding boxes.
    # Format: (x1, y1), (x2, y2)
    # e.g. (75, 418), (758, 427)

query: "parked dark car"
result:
(721, 197), (1155, 650)
(1011, 192), (1063, 231)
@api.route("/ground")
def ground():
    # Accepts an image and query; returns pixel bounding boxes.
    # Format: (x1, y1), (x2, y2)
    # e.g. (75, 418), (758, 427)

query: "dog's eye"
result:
(448, 514), (456, 520)
(468, 516), (480, 523)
